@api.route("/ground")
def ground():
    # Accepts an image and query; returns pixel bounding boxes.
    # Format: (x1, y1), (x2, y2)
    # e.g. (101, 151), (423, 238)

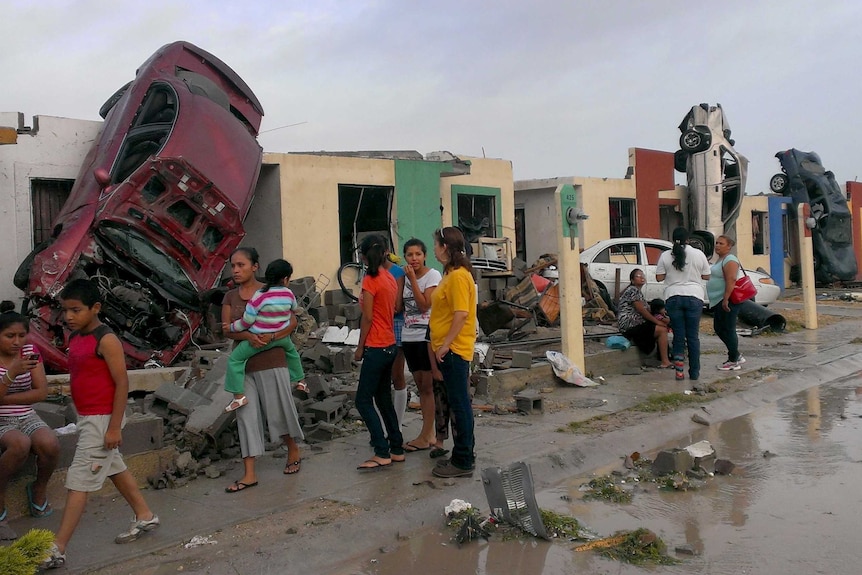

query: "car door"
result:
(643, 241), (671, 301)
(591, 241), (642, 300)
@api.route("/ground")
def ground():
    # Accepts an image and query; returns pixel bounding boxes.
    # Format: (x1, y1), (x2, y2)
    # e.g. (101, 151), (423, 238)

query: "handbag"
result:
(729, 264), (757, 304)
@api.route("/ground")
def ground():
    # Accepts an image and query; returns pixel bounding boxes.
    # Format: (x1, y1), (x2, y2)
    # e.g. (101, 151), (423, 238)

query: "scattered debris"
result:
(183, 535), (217, 549)
(576, 528), (678, 565)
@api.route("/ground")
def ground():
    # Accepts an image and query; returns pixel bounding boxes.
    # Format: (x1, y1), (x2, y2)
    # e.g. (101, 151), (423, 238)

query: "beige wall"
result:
(736, 195), (776, 275)
(576, 176), (637, 249)
(262, 152), (395, 283)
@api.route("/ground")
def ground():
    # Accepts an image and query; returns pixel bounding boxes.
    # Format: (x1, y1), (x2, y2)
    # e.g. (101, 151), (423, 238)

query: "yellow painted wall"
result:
(575, 176), (637, 249)
(736, 195), (772, 273)
(441, 156), (515, 237)
(263, 152), (395, 281)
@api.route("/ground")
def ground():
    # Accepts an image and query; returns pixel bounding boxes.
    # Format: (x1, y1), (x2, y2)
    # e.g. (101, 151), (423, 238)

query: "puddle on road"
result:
(332, 374), (862, 575)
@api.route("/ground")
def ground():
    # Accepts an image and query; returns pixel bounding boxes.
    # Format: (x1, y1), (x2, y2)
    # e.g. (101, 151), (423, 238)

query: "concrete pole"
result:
(797, 203), (818, 329)
(554, 188), (585, 370)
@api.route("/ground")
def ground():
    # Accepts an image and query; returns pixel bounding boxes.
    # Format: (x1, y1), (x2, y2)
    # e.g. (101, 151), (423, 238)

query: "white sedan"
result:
(580, 237), (781, 306)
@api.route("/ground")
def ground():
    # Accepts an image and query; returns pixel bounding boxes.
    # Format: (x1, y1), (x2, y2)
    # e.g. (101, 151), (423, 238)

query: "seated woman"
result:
(616, 269), (672, 368)
(0, 301), (60, 536)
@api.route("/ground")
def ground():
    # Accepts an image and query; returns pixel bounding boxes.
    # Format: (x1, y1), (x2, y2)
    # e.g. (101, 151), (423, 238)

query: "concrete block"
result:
(477, 278), (491, 291)
(32, 402), (70, 428)
(684, 440), (716, 473)
(474, 373), (497, 397)
(309, 306), (329, 324)
(152, 383), (209, 416)
(652, 449), (693, 476)
(120, 413), (164, 457)
(506, 276), (521, 287)
(342, 303), (362, 321)
(334, 315), (347, 326)
(308, 397), (348, 424)
(305, 374), (331, 399)
(477, 289), (494, 303)
(489, 277), (508, 291)
(184, 387), (236, 441)
(513, 389), (543, 413)
(511, 350), (533, 369)
(289, 276), (316, 299)
(324, 289), (353, 305)
(347, 318), (361, 330)
(331, 348), (354, 373)
(511, 257), (528, 272)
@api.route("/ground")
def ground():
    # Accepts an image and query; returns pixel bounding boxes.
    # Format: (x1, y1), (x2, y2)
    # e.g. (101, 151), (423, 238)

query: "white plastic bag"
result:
(545, 351), (598, 387)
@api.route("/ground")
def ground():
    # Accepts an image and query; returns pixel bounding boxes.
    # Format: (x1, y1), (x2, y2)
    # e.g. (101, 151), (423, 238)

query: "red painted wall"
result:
(633, 148), (674, 239)
(847, 181), (862, 280)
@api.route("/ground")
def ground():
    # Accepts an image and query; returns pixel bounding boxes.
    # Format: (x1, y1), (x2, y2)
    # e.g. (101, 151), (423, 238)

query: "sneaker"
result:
(432, 461), (474, 478)
(41, 543), (66, 569)
(737, 356), (746, 364)
(115, 514), (160, 544)
(718, 361), (741, 371)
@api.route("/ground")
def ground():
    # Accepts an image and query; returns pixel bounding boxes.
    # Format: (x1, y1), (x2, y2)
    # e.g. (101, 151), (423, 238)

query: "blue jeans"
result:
(355, 345), (404, 459)
(438, 352), (475, 470)
(666, 295), (703, 379)
(711, 301), (741, 362)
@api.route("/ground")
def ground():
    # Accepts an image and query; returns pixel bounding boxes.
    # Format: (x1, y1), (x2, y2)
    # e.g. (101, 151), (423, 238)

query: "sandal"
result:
(295, 381), (308, 393)
(27, 482), (53, 518)
(284, 459), (301, 475)
(225, 396), (248, 412)
(225, 480), (258, 493)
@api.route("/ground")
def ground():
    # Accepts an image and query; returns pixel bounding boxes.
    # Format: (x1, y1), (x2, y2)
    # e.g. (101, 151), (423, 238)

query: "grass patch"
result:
(632, 392), (708, 413)
(582, 477), (633, 503)
(540, 509), (582, 539)
(592, 528), (679, 565)
(851, 337), (862, 345)
(558, 414), (609, 433)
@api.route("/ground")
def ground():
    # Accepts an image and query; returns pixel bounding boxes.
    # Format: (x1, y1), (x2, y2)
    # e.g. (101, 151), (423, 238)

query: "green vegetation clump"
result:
(633, 392), (708, 413)
(539, 509), (582, 539)
(582, 477), (632, 504)
(558, 414), (609, 433)
(598, 528), (678, 565)
(0, 528), (55, 575)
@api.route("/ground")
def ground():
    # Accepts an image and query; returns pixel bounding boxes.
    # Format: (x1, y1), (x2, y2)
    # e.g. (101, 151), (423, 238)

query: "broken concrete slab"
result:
(344, 329), (360, 346)
(652, 449), (693, 476)
(511, 350), (533, 369)
(322, 326), (350, 344)
(684, 440), (716, 473)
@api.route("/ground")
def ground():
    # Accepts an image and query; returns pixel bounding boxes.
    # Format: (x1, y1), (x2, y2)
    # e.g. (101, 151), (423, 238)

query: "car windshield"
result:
(96, 224), (196, 296)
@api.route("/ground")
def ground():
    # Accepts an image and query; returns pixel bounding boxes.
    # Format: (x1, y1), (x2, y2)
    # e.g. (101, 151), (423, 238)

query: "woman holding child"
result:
(616, 269), (672, 368)
(222, 248), (305, 492)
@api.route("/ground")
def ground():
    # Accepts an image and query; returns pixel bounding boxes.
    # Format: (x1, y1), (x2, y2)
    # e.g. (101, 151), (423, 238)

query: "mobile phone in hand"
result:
(28, 354), (40, 361)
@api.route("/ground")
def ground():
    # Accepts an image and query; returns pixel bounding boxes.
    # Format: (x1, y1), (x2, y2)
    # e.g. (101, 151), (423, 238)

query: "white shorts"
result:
(65, 415), (127, 492)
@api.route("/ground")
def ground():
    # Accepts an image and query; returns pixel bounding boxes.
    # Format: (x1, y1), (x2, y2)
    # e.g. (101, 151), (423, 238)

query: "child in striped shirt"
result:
(221, 259), (301, 412)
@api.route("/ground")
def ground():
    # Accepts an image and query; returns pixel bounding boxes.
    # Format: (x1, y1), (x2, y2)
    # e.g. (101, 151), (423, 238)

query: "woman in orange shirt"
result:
(354, 234), (405, 470)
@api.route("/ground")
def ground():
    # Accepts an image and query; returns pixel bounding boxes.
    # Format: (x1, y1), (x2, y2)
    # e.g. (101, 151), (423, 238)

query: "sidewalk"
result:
(7, 305), (862, 574)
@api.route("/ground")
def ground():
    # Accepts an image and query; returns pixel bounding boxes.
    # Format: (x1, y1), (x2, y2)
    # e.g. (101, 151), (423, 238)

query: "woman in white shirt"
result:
(655, 228), (711, 382)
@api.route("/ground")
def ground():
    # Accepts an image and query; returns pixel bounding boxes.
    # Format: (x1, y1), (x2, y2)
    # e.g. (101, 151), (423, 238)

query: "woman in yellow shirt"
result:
(429, 227), (477, 478)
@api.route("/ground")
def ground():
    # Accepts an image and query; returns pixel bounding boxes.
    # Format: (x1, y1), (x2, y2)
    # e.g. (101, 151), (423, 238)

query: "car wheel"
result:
(680, 129), (711, 153)
(674, 149), (688, 173)
(689, 231), (715, 258)
(769, 173), (789, 193)
(594, 281), (616, 314)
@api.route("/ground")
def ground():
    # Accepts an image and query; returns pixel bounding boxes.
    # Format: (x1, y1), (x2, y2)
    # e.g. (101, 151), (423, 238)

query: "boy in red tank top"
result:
(41, 279), (160, 569)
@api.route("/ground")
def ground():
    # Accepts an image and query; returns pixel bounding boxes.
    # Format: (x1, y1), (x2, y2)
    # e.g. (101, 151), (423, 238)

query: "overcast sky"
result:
(3, 0), (860, 193)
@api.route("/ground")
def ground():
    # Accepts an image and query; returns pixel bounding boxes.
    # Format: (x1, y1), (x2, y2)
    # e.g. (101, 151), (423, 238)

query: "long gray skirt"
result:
(235, 367), (304, 459)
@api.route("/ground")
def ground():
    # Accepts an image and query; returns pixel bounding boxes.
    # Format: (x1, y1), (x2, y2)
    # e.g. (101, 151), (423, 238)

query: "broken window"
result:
(202, 226), (224, 252)
(30, 178), (73, 246)
(751, 211), (767, 255)
(609, 198), (636, 238)
(111, 83), (176, 184)
(514, 206), (526, 262)
(337, 185), (394, 264)
(457, 194), (496, 240)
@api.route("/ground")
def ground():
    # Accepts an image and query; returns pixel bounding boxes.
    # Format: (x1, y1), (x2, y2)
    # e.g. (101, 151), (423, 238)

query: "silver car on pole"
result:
(675, 103), (748, 257)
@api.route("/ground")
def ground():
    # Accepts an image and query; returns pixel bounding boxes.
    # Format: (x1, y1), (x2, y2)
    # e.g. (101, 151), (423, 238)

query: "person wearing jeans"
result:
(656, 228), (711, 381)
(354, 234), (404, 470)
(429, 227), (477, 478)
(707, 235), (744, 370)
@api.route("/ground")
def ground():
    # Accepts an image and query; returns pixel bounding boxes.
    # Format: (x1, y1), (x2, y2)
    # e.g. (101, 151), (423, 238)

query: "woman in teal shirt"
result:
(706, 235), (745, 371)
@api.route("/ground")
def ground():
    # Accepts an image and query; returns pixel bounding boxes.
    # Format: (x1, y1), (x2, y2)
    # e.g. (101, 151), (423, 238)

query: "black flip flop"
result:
(225, 480), (258, 493)
(429, 447), (450, 459)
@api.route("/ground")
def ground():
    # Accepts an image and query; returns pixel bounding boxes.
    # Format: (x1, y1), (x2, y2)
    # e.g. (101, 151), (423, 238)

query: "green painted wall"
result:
(451, 184), (503, 237)
(394, 160), (448, 265)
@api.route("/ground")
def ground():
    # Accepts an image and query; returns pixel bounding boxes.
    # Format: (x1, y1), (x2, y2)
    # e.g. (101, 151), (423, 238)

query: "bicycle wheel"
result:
(337, 262), (364, 302)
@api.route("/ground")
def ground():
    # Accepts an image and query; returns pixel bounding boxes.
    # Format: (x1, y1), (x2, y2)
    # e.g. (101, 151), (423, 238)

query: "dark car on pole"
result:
(769, 149), (857, 283)
(15, 41), (264, 371)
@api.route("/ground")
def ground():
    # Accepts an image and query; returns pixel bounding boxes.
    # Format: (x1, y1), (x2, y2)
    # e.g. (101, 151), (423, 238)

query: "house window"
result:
(609, 198), (636, 238)
(752, 211), (767, 255)
(337, 184), (394, 264)
(457, 194), (496, 240)
(514, 206), (526, 262)
(30, 178), (73, 246)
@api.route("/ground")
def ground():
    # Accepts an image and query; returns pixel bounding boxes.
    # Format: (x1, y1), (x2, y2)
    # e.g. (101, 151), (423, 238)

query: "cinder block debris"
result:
(511, 350), (532, 369)
(308, 397), (348, 424)
(684, 440), (716, 473)
(513, 389), (543, 413)
(651, 449), (693, 476)
(305, 374), (330, 399)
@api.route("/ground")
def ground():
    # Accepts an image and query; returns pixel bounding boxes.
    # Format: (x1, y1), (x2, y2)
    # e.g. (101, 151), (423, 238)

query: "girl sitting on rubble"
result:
(221, 259), (305, 412)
